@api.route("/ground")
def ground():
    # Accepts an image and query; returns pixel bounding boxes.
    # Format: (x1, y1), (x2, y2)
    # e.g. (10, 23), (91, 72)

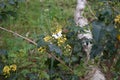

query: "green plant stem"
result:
(86, 2), (98, 20)
(0, 26), (74, 74)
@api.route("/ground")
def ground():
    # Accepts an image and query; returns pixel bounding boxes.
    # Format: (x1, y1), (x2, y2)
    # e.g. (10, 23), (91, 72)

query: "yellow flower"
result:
(115, 14), (120, 24)
(64, 44), (71, 51)
(116, 15), (120, 18)
(3, 66), (10, 75)
(117, 34), (120, 41)
(44, 35), (52, 42)
(57, 37), (67, 46)
(52, 27), (62, 34)
(52, 26), (63, 39)
(10, 64), (17, 71)
(114, 19), (119, 22)
(38, 47), (46, 52)
(56, 28), (62, 33)
(66, 44), (71, 49)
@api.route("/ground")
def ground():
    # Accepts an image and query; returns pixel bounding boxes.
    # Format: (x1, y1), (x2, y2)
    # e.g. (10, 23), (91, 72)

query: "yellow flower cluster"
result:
(43, 27), (67, 47)
(38, 47), (46, 53)
(117, 34), (120, 41)
(55, 27), (62, 34)
(44, 27), (62, 42)
(63, 44), (72, 56)
(3, 66), (10, 75)
(65, 44), (72, 51)
(57, 37), (67, 46)
(3, 64), (17, 75)
(10, 64), (17, 71)
(114, 14), (120, 24)
(44, 35), (52, 42)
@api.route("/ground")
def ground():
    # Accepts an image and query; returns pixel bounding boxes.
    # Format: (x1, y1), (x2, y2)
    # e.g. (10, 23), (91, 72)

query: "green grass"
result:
(1, 0), (119, 51)
(0, 0), (76, 51)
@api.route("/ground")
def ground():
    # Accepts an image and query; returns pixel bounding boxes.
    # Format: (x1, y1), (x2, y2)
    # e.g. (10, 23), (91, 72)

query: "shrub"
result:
(0, 0), (24, 21)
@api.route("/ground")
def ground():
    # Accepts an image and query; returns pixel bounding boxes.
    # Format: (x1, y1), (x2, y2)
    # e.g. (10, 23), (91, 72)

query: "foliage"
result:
(0, 0), (24, 21)
(37, 0), (120, 79)
(90, 1), (120, 79)
(0, 48), (49, 80)
(0, 0), (120, 80)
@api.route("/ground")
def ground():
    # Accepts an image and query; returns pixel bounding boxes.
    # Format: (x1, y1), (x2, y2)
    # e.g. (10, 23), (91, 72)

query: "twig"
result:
(50, 53), (74, 73)
(0, 26), (37, 46)
(0, 26), (74, 74)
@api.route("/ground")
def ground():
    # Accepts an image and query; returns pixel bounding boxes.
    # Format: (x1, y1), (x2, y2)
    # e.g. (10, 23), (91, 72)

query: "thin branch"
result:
(50, 53), (74, 73)
(0, 26), (74, 74)
(0, 26), (37, 46)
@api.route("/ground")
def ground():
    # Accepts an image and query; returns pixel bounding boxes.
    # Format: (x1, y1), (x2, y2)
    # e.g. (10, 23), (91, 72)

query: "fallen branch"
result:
(0, 27), (37, 46)
(0, 26), (74, 74)
(50, 53), (74, 73)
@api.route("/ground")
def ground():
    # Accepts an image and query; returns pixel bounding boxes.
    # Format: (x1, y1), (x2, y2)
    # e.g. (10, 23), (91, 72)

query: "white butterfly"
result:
(52, 31), (62, 39)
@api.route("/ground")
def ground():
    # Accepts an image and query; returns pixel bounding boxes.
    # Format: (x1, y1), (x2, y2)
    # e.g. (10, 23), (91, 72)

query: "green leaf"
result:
(37, 35), (48, 48)
(73, 63), (86, 76)
(0, 2), (5, 9)
(20, 69), (30, 77)
(40, 71), (50, 79)
(106, 24), (117, 39)
(48, 44), (62, 56)
(91, 45), (104, 58)
(7, 11), (17, 17)
(115, 57), (120, 72)
(92, 21), (105, 43)
(8, 0), (15, 5)
(0, 49), (8, 55)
